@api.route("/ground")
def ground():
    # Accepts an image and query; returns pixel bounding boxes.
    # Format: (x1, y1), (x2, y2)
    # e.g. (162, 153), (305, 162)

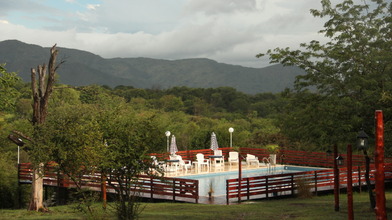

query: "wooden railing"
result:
(226, 164), (392, 204)
(18, 163), (199, 204)
(153, 147), (392, 168)
(18, 148), (392, 205)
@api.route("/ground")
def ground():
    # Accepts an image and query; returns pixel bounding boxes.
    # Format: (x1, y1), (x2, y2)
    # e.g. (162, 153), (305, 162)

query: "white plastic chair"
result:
(192, 153), (209, 172)
(246, 154), (259, 167)
(150, 156), (165, 171)
(168, 155), (181, 172)
(228, 151), (239, 166)
(213, 150), (225, 166)
(177, 155), (192, 171)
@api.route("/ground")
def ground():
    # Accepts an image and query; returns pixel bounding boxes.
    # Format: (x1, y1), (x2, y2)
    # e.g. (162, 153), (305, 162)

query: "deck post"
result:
(150, 177), (154, 200)
(290, 174), (294, 195)
(314, 172), (318, 196)
(358, 167), (361, 193)
(172, 179), (176, 201)
(195, 180), (199, 204)
(374, 110), (386, 219)
(247, 178), (250, 200)
(238, 148), (242, 203)
(101, 173), (107, 209)
(226, 179), (229, 205)
(333, 144), (340, 212)
(347, 144), (353, 220)
(265, 177), (269, 199)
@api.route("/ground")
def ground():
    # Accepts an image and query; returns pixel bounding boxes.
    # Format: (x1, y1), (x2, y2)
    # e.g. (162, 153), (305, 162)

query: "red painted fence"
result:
(18, 148), (392, 204)
(18, 163), (199, 203)
(153, 147), (392, 168)
(226, 164), (392, 204)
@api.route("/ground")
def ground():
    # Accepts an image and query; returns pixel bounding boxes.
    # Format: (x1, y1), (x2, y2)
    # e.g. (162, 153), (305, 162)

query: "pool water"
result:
(179, 166), (324, 196)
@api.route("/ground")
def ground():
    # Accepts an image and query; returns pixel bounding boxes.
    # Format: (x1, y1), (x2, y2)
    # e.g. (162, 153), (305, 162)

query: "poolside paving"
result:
(164, 161), (279, 178)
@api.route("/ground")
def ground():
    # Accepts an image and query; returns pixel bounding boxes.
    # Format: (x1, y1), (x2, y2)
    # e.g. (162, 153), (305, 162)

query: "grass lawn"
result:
(1, 190), (391, 220)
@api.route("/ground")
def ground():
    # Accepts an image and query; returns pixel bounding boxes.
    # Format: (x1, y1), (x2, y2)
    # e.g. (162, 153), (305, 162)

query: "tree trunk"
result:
(28, 45), (63, 211)
(28, 163), (44, 211)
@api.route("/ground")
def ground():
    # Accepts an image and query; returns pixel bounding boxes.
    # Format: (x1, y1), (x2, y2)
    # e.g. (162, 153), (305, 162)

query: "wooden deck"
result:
(18, 148), (392, 205)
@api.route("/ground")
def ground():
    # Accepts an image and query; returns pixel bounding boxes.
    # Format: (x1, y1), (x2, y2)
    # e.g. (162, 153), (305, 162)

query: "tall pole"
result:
(167, 136), (169, 152)
(165, 131), (171, 153)
(347, 144), (353, 220)
(374, 110), (386, 219)
(238, 145), (241, 203)
(101, 173), (107, 210)
(17, 145), (20, 164)
(229, 127), (234, 148)
(333, 144), (340, 212)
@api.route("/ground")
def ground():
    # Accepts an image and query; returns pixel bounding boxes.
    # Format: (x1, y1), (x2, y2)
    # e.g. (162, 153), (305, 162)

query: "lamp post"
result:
(356, 130), (369, 151)
(165, 131), (171, 153)
(7, 134), (25, 165)
(356, 129), (368, 193)
(228, 127), (241, 202)
(356, 129), (376, 209)
(228, 127), (234, 148)
(336, 154), (344, 166)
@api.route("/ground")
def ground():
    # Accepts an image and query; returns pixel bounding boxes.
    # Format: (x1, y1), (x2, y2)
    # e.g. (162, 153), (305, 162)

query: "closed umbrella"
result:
(210, 132), (219, 151)
(169, 135), (178, 155)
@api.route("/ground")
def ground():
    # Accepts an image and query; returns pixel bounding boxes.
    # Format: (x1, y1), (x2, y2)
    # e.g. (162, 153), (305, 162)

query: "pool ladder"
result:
(262, 157), (276, 173)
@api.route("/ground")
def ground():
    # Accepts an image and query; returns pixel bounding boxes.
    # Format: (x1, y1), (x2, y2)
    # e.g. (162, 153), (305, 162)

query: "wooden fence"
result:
(226, 164), (392, 204)
(152, 147), (392, 168)
(18, 148), (392, 205)
(18, 163), (199, 203)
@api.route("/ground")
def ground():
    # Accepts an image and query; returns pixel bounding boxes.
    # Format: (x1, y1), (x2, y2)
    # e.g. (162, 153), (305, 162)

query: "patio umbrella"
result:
(210, 132), (219, 151)
(169, 135), (178, 155)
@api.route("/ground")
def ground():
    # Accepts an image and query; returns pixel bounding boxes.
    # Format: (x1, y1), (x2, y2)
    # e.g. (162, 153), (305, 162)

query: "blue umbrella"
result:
(210, 132), (219, 151)
(169, 135), (178, 155)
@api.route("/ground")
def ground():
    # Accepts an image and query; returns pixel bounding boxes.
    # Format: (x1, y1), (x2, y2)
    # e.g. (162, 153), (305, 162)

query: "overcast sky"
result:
(0, 0), (348, 68)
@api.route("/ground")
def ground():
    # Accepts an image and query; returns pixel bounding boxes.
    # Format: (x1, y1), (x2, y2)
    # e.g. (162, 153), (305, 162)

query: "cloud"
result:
(87, 4), (100, 10)
(0, 0), (334, 68)
(184, 0), (257, 15)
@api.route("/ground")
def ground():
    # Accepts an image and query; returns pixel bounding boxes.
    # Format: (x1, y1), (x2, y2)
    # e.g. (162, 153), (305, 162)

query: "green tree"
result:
(257, 0), (392, 149)
(0, 64), (21, 112)
(99, 105), (162, 219)
(0, 152), (18, 208)
(258, 0), (391, 209)
(38, 104), (105, 212)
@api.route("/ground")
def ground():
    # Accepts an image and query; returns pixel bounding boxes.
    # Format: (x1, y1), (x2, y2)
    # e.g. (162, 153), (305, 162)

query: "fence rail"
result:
(226, 164), (392, 204)
(152, 147), (392, 168)
(18, 148), (392, 205)
(18, 163), (199, 203)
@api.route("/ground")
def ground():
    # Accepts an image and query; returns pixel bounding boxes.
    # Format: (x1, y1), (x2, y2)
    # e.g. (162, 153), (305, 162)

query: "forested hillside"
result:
(0, 40), (304, 94)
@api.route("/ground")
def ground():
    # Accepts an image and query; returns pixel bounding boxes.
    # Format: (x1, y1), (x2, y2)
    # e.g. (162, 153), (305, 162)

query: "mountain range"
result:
(0, 40), (304, 94)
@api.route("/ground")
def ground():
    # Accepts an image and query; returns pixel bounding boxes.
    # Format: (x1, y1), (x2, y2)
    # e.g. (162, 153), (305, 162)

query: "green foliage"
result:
(99, 106), (157, 219)
(258, 0), (392, 149)
(39, 104), (105, 174)
(0, 152), (18, 208)
(70, 189), (102, 218)
(49, 87), (81, 108)
(0, 64), (22, 112)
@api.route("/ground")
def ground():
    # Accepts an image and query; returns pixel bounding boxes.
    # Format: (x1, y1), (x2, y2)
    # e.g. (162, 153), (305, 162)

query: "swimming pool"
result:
(179, 165), (325, 196)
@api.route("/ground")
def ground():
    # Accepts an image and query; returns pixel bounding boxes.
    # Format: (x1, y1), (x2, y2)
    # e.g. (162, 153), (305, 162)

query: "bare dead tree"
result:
(28, 44), (64, 211)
